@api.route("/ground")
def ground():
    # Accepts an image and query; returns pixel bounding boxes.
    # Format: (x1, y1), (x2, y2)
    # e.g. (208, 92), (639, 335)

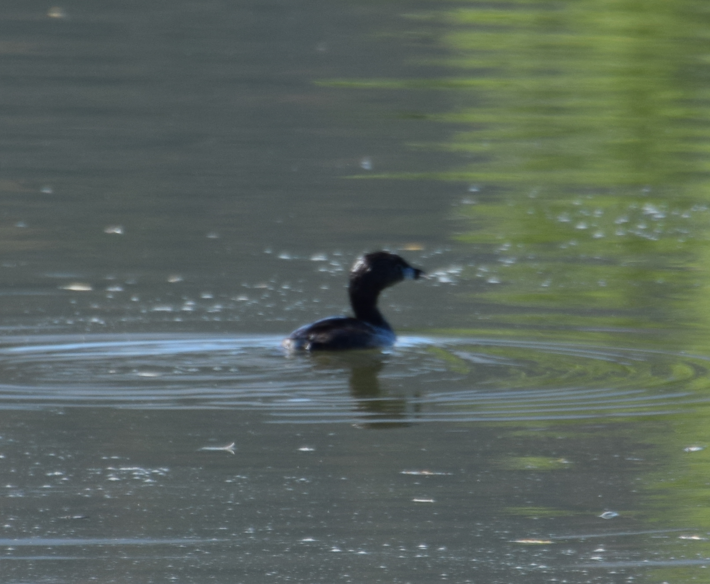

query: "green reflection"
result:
(499, 456), (571, 470)
(505, 506), (575, 518)
(324, 0), (710, 578)
(442, 0), (710, 333)
(431, 3), (710, 580)
(324, 0), (710, 334)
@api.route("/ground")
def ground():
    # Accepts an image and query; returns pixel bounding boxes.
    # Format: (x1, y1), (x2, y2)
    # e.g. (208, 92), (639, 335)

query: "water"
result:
(3, 0), (710, 582)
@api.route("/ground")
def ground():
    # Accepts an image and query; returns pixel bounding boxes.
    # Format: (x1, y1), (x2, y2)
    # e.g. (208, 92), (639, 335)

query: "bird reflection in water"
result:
(308, 350), (420, 428)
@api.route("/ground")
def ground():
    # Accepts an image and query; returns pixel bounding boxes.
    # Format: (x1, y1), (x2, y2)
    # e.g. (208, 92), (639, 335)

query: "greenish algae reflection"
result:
(322, 0), (710, 334)
(324, 0), (710, 577)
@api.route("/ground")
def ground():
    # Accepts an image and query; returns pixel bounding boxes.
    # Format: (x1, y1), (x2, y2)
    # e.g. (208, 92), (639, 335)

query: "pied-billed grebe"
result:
(283, 251), (424, 351)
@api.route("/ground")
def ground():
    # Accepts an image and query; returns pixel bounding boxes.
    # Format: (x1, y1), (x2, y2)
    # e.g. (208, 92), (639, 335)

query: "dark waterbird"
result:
(283, 251), (424, 351)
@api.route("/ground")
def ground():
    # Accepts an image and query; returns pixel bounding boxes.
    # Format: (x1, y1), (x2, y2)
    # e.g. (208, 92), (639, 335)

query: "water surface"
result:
(3, 0), (710, 583)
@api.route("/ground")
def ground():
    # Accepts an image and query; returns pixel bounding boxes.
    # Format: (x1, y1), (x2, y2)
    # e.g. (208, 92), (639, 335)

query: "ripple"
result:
(0, 334), (707, 424)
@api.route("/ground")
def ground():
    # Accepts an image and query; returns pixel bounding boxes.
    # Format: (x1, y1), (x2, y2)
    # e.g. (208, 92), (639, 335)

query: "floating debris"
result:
(61, 283), (92, 292)
(135, 370), (162, 378)
(199, 443), (236, 455)
(599, 511), (619, 519)
(412, 498), (435, 503)
(400, 470), (452, 476)
(298, 447), (315, 452)
(513, 539), (553, 545)
(684, 445), (705, 453)
(104, 225), (124, 235)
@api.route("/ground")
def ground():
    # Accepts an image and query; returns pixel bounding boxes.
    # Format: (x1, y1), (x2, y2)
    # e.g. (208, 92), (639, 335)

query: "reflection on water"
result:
(308, 351), (415, 427)
(330, 0), (710, 337)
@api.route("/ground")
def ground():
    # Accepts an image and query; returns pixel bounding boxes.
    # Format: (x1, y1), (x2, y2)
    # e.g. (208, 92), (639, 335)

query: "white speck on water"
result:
(360, 157), (373, 170)
(642, 203), (666, 219)
(599, 511), (619, 519)
(104, 225), (124, 235)
(199, 443), (236, 455)
(310, 253), (327, 261)
(61, 283), (93, 292)
(168, 275), (183, 283)
(47, 7), (68, 19)
(684, 445), (705, 452)
(298, 447), (315, 452)
(431, 265), (462, 284)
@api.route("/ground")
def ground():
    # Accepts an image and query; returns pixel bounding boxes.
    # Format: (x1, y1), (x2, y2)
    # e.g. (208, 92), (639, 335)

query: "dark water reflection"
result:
(3, 0), (710, 582)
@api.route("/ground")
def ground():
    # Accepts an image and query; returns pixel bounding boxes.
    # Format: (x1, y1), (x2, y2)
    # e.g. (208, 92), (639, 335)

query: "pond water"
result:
(3, 0), (710, 582)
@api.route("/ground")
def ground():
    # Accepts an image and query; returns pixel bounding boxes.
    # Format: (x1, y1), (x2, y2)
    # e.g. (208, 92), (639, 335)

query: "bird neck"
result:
(349, 285), (390, 329)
